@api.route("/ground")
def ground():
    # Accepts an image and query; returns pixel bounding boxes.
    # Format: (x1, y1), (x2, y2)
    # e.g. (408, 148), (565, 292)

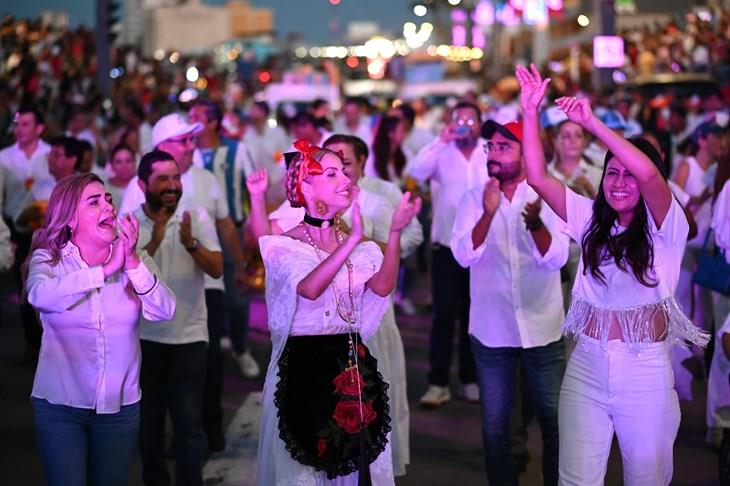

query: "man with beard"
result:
(121, 113), (245, 451)
(450, 120), (569, 486)
(132, 150), (223, 486)
(405, 101), (487, 407)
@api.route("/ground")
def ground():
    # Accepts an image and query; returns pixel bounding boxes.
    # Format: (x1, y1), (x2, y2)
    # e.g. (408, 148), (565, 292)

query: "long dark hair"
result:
(372, 116), (406, 181)
(581, 137), (669, 287)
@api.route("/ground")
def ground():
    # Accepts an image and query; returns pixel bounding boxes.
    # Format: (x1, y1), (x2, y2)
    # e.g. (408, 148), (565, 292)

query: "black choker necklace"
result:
(303, 213), (335, 229)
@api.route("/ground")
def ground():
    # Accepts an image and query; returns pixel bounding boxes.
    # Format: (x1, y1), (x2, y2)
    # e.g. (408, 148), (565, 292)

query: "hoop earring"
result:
(315, 199), (328, 216)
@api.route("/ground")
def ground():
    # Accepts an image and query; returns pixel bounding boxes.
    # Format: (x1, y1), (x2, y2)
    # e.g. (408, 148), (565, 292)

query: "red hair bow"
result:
(293, 139), (324, 206)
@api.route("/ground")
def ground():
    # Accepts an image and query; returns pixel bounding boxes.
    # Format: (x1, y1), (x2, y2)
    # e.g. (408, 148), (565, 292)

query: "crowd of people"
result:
(1, 7), (730, 486)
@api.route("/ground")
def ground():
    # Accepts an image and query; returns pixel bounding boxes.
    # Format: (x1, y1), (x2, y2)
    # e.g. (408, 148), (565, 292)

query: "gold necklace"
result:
(300, 221), (357, 325)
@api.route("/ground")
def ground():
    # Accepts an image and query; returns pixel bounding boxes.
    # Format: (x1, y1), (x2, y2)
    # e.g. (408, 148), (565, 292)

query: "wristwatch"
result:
(185, 238), (200, 253)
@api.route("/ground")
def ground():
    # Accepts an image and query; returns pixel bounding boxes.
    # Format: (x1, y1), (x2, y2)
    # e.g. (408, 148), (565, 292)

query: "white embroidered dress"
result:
(256, 235), (393, 486)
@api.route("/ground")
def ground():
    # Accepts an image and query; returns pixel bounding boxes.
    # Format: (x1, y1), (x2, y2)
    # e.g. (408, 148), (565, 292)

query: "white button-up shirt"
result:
(451, 181), (569, 348)
(0, 140), (53, 220)
(133, 203), (221, 344)
(27, 244), (176, 413)
(120, 167), (228, 291)
(406, 138), (489, 247)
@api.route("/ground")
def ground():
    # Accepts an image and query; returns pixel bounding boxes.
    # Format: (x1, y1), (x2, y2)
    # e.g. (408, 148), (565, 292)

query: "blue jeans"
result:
(470, 337), (565, 486)
(139, 340), (207, 486)
(32, 398), (139, 486)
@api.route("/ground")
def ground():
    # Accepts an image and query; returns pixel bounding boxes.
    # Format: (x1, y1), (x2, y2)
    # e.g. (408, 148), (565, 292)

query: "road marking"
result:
(203, 392), (262, 485)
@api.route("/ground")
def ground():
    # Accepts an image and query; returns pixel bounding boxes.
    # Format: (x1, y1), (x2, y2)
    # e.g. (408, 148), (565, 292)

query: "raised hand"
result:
(516, 63), (550, 114)
(482, 178), (501, 216)
(246, 169), (269, 198)
(555, 97), (594, 127)
(391, 191), (423, 233)
(118, 214), (141, 269)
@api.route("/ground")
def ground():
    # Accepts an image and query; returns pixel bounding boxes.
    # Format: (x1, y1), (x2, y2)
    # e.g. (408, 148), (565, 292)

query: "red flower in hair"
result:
(292, 139), (324, 206)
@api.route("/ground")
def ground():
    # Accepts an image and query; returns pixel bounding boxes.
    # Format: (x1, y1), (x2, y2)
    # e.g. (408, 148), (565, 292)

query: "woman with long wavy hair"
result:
(517, 64), (708, 485)
(372, 116), (408, 186)
(25, 173), (175, 486)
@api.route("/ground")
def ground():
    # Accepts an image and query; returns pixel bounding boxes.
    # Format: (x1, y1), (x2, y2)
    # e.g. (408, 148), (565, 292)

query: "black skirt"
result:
(274, 333), (391, 480)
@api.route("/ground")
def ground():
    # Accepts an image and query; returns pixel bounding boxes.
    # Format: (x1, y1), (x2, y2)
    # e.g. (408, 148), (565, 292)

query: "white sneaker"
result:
(459, 383), (480, 403)
(236, 350), (260, 378)
(419, 385), (451, 408)
(220, 336), (232, 352)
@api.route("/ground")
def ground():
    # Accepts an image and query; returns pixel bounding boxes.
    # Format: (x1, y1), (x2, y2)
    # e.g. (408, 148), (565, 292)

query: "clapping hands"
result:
(391, 192), (422, 233)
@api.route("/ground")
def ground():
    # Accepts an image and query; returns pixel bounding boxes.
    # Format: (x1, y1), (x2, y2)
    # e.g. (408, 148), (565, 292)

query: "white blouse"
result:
(562, 188), (708, 351)
(27, 243), (176, 413)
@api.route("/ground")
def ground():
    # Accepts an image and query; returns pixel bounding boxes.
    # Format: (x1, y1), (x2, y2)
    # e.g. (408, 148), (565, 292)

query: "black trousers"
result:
(202, 289), (225, 440)
(428, 245), (476, 386)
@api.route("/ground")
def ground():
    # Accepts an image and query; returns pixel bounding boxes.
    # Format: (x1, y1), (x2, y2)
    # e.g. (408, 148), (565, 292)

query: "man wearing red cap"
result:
(450, 119), (569, 485)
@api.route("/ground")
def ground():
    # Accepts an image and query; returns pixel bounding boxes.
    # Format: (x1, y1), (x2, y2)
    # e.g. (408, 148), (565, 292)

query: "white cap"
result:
(539, 105), (568, 129)
(152, 113), (203, 148)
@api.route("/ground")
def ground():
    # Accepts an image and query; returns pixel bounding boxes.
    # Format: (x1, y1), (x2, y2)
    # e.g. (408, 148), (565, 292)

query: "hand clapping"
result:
(391, 192), (422, 233)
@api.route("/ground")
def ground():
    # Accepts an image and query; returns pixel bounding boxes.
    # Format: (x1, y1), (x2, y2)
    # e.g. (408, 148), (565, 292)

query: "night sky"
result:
(3, 0), (419, 44)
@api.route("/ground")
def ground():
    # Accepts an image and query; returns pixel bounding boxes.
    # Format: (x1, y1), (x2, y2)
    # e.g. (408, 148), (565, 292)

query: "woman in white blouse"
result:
(255, 139), (420, 485)
(517, 65), (708, 485)
(25, 173), (175, 486)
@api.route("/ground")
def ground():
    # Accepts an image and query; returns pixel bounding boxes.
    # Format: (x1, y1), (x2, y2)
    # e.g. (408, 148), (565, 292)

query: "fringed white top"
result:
(562, 188), (710, 354)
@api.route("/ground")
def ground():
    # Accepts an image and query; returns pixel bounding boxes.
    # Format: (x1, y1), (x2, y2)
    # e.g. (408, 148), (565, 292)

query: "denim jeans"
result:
(139, 340), (207, 486)
(223, 235), (250, 356)
(470, 337), (565, 486)
(32, 398), (139, 486)
(429, 246), (475, 386)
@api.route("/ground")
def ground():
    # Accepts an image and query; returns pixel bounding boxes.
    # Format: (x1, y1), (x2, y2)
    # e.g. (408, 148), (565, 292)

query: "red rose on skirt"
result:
(317, 438), (328, 458)
(332, 400), (377, 434)
(332, 368), (366, 397)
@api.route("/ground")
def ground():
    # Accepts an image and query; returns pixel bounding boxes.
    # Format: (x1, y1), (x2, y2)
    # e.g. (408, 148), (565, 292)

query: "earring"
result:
(315, 199), (328, 216)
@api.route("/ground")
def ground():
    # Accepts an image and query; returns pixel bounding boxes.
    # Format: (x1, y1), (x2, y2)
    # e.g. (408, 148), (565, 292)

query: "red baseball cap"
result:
(481, 119), (523, 144)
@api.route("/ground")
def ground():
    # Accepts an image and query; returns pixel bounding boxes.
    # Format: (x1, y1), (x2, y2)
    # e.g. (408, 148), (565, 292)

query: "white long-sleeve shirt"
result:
(0, 140), (54, 220)
(406, 138), (488, 247)
(451, 181), (569, 348)
(27, 244), (176, 413)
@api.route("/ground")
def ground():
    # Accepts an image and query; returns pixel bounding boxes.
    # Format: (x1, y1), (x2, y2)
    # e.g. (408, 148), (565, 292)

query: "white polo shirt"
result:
(133, 203), (221, 344)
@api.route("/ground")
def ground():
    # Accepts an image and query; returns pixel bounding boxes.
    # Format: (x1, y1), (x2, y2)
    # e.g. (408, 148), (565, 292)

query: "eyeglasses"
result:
(483, 141), (516, 154)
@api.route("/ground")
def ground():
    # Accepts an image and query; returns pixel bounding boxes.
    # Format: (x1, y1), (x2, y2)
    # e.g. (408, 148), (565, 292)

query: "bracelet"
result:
(525, 219), (544, 232)
(133, 274), (158, 296)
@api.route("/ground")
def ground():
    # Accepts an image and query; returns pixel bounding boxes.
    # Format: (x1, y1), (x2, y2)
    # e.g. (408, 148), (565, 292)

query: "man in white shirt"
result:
(0, 105), (53, 364)
(289, 111), (333, 149)
(243, 101), (289, 207)
(133, 150), (223, 486)
(405, 101), (488, 407)
(121, 113), (250, 451)
(451, 120), (568, 486)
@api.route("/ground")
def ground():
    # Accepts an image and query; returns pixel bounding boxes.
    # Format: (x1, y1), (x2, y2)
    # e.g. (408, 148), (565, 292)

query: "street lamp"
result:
(413, 4), (428, 16)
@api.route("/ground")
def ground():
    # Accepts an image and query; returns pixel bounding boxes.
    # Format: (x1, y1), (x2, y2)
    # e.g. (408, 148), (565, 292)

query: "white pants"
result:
(559, 336), (680, 486)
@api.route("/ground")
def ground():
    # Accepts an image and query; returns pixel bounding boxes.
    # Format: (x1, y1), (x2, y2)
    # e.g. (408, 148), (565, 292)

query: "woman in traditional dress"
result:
(254, 139), (421, 485)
